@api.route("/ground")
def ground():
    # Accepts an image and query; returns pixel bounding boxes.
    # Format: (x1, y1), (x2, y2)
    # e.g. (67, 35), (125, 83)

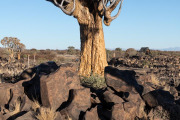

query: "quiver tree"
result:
(16, 43), (26, 60)
(47, 0), (124, 77)
(67, 46), (75, 55)
(30, 48), (37, 63)
(1, 37), (25, 61)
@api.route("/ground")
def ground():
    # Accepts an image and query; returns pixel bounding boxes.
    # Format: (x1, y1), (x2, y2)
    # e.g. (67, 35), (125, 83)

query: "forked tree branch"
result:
(102, 0), (124, 26)
(47, 0), (124, 25)
(102, 0), (116, 10)
(53, 0), (75, 15)
(48, 0), (76, 15)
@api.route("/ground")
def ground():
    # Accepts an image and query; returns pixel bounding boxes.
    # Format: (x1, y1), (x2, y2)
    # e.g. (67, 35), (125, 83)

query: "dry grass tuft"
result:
(150, 74), (160, 86)
(32, 100), (41, 111)
(35, 107), (57, 120)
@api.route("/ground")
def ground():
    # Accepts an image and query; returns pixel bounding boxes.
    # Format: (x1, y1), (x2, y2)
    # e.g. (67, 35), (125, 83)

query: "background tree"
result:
(115, 47), (122, 52)
(67, 46), (75, 55)
(1, 37), (25, 62)
(30, 48), (37, 63)
(16, 43), (26, 60)
(47, 0), (124, 77)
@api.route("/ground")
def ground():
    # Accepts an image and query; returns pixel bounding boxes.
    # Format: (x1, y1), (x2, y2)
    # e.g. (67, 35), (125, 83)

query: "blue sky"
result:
(0, 0), (180, 50)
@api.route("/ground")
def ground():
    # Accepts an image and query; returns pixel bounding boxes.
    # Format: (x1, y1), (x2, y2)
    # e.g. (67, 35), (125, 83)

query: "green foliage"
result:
(80, 74), (107, 89)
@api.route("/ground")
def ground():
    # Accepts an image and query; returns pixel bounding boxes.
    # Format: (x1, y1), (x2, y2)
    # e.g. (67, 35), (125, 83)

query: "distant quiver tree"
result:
(1, 37), (25, 61)
(47, 0), (124, 77)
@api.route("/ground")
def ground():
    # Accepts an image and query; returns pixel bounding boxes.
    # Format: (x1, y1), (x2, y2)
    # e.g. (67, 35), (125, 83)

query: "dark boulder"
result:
(143, 89), (174, 108)
(40, 63), (82, 110)
(105, 66), (143, 94)
(84, 106), (99, 120)
(36, 61), (59, 75)
(66, 88), (91, 120)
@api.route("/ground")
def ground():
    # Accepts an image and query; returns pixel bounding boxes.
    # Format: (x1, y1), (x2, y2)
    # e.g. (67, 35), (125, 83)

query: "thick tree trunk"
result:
(28, 55), (30, 68)
(34, 54), (36, 63)
(18, 53), (21, 60)
(48, 0), (123, 77)
(78, 16), (108, 77)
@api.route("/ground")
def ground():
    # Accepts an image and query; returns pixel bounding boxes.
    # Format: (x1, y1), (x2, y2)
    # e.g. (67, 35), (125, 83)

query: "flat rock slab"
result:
(40, 63), (81, 110)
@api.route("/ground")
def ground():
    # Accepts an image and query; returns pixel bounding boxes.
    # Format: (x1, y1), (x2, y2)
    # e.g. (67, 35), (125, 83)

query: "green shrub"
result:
(80, 74), (107, 89)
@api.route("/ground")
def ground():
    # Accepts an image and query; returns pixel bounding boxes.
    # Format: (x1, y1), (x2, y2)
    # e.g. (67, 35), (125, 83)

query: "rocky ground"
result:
(109, 50), (180, 92)
(0, 49), (180, 120)
(0, 57), (28, 83)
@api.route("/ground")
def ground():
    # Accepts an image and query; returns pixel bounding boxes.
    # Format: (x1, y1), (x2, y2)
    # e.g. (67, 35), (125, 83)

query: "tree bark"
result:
(78, 11), (108, 77)
(48, 0), (109, 77)
(18, 53), (21, 60)
(34, 54), (36, 63)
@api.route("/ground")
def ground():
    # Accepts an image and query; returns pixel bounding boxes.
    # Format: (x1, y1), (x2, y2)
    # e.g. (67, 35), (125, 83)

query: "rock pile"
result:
(0, 61), (180, 120)
(0, 57), (27, 83)
(109, 53), (180, 88)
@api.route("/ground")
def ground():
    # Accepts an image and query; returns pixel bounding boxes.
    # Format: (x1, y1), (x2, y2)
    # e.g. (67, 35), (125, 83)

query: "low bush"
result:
(80, 74), (107, 89)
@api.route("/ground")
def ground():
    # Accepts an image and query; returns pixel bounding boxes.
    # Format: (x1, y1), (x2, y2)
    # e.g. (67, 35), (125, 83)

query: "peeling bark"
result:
(48, 0), (117, 77)
(78, 3), (108, 76)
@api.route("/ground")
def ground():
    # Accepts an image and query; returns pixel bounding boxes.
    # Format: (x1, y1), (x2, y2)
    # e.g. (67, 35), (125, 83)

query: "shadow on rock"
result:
(105, 66), (143, 95)
(22, 61), (59, 103)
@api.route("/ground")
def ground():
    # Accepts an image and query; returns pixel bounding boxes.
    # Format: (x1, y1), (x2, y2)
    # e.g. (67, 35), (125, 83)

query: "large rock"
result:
(36, 61), (59, 75)
(105, 66), (146, 119)
(112, 103), (132, 120)
(19, 67), (36, 80)
(21, 62), (59, 102)
(97, 105), (112, 119)
(66, 88), (91, 120)
(103, 90), (124, 104)
(21, 95), (33, 111)
(85, 106), (99, 120)
(142, 89), (174, 108)
(40, 63), (81, 110)
(112, 100), (146, 120)
(0, 83), (13, 107)
(20, 61), (58, 81)
(125, 89), (146, 118)
(0, 81), (25, 110)
(105, 66), (142, 94)
(141, 82), (156, 95)
(148, 105), (180, 120)
(22, 74), (41, 102)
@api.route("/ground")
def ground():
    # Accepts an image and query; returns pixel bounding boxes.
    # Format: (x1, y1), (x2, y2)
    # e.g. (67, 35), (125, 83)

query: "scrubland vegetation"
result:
(0, 38), (180, 120)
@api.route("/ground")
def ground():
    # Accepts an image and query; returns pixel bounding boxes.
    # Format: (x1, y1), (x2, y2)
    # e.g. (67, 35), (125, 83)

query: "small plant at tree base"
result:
(80, 74), (107, 89)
